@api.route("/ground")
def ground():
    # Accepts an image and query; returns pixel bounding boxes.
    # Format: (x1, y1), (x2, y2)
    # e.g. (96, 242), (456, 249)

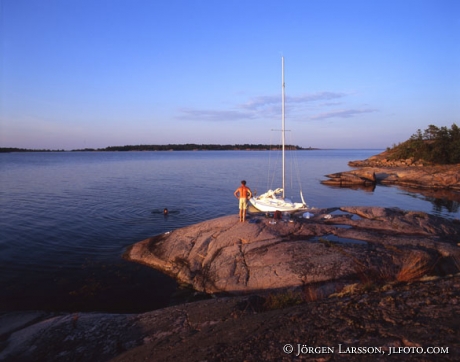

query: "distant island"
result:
(0, 148), (67, 153)
(1, 144), (318, 153)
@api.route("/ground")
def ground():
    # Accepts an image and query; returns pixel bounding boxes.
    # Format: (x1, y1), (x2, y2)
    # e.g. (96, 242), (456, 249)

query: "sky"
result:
(1, 0), (459, 150)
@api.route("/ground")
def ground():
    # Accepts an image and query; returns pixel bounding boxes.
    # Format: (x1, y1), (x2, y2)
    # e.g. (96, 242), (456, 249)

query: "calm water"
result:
(1, 150), (459, 313)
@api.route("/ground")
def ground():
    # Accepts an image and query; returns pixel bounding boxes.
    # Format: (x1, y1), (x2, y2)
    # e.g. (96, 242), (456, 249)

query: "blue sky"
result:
(1, 0), (459, 150)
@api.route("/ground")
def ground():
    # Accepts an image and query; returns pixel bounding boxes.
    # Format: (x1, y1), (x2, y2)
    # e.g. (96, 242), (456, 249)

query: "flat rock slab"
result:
(125, 207), (460, 294)
(322, 165), (460, 191)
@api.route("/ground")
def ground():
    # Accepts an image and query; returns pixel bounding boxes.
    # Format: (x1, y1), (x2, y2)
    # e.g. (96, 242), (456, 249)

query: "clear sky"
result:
(1, 0), (459, 150)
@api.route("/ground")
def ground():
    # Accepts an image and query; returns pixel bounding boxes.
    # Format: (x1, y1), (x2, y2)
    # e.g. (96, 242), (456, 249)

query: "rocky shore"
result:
(2, 207), (459, 361)
(124, 207), (460, 295)
(3, 274), (458, 362)
(321, 150), (460, 193)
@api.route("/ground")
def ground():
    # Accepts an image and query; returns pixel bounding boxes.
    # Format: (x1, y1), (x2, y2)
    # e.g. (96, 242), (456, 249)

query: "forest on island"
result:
(387, 124), (460, 164)
(0, 144), (310, 153)
(98, 144), (307, 151)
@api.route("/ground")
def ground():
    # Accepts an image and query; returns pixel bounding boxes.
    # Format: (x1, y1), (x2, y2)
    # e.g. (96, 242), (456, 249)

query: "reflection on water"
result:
(409, 193), (460, 215)
(391, 185), (460, 215)
(322, 182), (460, 217)
(430, 198), (460, 214)
(322, 183), (377, 193)
(1, 150), (459, 314)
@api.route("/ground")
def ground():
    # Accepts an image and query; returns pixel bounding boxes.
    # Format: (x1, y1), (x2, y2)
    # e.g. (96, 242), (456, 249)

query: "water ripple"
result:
(1, 150), (458, 313)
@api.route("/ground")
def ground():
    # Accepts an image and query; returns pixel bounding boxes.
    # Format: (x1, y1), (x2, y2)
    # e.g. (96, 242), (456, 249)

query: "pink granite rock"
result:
(125, 207), (460, 294)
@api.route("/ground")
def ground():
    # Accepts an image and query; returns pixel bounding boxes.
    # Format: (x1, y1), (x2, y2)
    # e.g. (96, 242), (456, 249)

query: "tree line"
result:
(387, 123), (460, 164)
(79, 144), (307, 151)
(0, 148), (65, 153)
(1, 144), (309, 153)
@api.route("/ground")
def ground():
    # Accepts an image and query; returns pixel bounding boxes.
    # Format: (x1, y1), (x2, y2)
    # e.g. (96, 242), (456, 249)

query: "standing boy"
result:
(234, 180), (253, 222)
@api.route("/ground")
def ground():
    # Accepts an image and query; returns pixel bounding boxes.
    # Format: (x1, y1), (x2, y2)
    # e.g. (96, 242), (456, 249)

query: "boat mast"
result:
(281, 56), (285, 199)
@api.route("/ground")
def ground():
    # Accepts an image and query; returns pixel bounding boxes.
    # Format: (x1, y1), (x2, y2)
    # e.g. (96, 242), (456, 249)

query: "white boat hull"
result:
(249, 197), (306, 213)
(249, 189), (306, 213)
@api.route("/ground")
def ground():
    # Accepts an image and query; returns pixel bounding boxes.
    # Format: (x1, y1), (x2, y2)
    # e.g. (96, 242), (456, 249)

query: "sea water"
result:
(1, 150), (458, 313)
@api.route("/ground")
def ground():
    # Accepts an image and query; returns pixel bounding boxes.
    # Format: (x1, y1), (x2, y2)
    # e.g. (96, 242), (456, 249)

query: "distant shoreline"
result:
(1, 144), (320, 153)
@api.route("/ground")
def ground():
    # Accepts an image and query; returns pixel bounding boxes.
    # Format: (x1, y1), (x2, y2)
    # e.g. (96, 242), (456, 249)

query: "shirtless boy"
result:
(234, 180), (253, 222)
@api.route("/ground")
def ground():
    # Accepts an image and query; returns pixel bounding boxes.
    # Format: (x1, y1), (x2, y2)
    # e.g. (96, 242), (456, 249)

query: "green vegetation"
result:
(263, 290), (304, 310)
(0, 147), (65, 153)
(387, 123), (460, 164)
(94, 144), (307, 151)
(1, 144), (314, 152)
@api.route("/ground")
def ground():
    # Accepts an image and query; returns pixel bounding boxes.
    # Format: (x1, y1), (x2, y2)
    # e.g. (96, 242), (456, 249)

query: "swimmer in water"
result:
(163, 208), (169, 215)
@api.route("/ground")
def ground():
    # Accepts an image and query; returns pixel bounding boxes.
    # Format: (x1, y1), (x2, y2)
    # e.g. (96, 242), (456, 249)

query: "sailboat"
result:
(249, 57), (307, 213)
